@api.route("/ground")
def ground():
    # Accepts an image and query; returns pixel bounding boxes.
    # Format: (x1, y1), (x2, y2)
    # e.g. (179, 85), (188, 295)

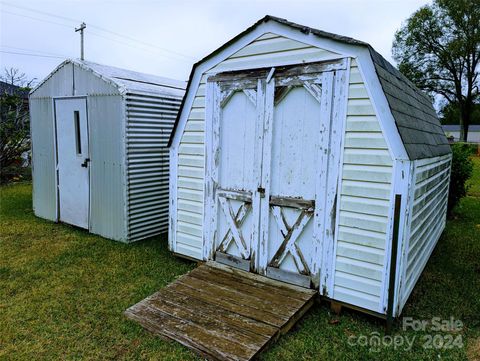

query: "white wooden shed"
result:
(167, 16), (452, 319)
(29, 59), (185, 242)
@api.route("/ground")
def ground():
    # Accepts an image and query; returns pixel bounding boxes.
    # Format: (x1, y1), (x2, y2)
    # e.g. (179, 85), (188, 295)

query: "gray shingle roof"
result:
(265, 16), (450, 160)
(368, 50), (451, 159)
(168, 15), (451, 160)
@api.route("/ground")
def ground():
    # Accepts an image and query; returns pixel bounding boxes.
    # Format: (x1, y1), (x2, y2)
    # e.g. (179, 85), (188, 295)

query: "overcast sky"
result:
(0, 0), (430, 84)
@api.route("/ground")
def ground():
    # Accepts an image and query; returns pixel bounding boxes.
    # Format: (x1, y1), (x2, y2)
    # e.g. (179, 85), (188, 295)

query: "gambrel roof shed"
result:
(169, 15), (450, 159)
(30, 59), (185, 242)
(168, 16), (452, 320)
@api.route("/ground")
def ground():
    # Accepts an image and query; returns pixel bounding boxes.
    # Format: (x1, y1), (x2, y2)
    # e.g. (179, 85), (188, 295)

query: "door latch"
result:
(81, 158), (90, 168)
(257, 186), (265, 198)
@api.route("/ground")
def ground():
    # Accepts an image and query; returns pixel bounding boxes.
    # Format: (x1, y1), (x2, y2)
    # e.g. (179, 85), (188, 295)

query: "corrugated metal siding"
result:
(30, 63), (74, 99)
(126, 92), (183, 240)
(87, 95), (127, 241)
(30, 61), (185, 242)
(332, 59), (393, 312)
(30, 98), (56, 221)
(401, 154), (451, 306)
(174, 33), (341, 260)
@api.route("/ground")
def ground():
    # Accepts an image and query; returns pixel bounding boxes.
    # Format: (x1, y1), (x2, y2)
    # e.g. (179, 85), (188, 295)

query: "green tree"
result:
(392, 0), (480, 141)
(440, 101), (480, 125)
(0, 69), (31, 183)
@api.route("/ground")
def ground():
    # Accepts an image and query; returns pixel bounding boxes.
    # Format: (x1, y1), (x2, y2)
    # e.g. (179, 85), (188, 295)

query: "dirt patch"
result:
(467, 337), (480, 361)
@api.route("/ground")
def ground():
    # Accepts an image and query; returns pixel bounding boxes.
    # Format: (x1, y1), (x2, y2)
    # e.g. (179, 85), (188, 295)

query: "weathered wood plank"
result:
(144, 292), (273, 347)
(151, 287), (278, 338)
(170, 276), (290, 327)
(196, 264), (314, 303)
(125, 263), (317, 361)
(207, 262), (316, 299)
(189, 267), (306, 313)
(125, 302), (256, 361)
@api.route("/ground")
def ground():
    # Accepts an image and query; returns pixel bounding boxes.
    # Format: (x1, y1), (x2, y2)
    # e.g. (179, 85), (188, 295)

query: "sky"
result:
(0, 0), (431, 85)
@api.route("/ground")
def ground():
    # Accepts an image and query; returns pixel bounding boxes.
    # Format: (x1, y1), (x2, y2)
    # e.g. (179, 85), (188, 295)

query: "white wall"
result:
(398, 154), (451, 313)
(172, 33), (396, 315)
(331, 59), (394, 312)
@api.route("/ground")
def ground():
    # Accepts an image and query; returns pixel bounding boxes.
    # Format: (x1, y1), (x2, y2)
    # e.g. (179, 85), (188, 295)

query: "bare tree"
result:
(0, 68), (32, 182)
(0, 67), (36, 88)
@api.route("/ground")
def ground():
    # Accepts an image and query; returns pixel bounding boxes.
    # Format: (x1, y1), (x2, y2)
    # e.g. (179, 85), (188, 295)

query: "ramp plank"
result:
(125, 262), (316, 361)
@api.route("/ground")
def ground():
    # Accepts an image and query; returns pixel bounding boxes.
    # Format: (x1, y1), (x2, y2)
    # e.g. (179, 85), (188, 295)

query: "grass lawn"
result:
(1, 158), (479, 360)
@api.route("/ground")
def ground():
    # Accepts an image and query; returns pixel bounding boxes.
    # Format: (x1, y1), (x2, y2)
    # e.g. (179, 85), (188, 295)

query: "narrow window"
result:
(74, 111), (82, 155)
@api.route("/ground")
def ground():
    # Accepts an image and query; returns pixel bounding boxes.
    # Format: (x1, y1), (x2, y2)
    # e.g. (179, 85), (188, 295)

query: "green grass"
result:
(1, 158), (479, 360)
(467, 156), (480, 197)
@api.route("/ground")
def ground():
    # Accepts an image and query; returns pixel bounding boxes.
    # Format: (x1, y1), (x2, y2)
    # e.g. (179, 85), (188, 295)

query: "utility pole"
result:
(75, 22), (86, 60)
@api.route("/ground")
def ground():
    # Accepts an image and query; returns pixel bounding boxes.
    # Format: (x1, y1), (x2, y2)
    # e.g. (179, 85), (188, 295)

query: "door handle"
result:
(81, 158), (90, 168)
(257, 186), (265, 198)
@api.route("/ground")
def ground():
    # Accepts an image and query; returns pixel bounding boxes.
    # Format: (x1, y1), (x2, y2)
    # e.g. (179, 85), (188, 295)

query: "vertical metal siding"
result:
(30, 63), (74, 98)
(29, 98), (57, 221)
(126, 92), (183, 241)
(31, 61), (183, 242)
(400, 154), (451, 308)
(332, 59), (393, 312)
(87, 95), (127, 241)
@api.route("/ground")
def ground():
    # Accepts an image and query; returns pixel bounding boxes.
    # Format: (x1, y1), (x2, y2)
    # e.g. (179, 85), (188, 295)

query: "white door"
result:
(206, 60), (347, 287)
(206, 77), (264, 272)
(259, 73), (329, 288)
(55, 98), (89, 229)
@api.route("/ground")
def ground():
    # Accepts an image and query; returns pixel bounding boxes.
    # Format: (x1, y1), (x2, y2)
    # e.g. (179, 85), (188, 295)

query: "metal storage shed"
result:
(167, 16), (451, 319)
(29, 59), (185, 242)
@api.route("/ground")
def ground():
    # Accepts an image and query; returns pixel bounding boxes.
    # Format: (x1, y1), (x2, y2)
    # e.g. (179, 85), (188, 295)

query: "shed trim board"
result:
(325, 57), (350, 298)
(168, 16), (450, 317)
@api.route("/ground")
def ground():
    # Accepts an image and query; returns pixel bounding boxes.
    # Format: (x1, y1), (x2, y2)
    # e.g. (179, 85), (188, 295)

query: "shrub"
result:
(448, 143), (474, 216)
(0, 92), (30, 184)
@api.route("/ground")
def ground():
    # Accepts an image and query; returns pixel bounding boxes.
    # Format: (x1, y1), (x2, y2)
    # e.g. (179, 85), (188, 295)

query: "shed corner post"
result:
(168, 144), (178, 254)
(386, 193), (402, 333)
(384, 159), (414, 331)
(121, 95), (129, 241)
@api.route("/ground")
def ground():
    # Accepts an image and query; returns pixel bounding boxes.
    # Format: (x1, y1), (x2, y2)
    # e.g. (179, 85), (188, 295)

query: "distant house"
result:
(0, 80), (30, 107)
(443, 124), (480, 143)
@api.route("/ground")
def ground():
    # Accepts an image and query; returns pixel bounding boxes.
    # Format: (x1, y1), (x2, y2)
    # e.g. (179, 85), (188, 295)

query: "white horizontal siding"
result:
(174, 33), (339, 260)
(332, 59), (393, 312)
(401, 154), (451, 306)
(175, 80), (206, 259)
(209, 33), (340, 73)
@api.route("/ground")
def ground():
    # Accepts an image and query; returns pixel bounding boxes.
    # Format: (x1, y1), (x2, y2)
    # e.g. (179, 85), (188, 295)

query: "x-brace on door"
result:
(204, 59), (348, 289)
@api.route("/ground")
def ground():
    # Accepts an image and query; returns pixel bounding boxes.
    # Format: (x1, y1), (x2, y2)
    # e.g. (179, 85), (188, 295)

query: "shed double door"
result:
(205, 61), (346, 288)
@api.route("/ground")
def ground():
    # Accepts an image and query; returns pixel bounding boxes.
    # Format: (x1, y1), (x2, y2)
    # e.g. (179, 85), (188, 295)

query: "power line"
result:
(2, 9), (190, 62)
(1, 1), (80, 24)
(1, 9), (192, 62)
(1, 45), (71, 58)
(1, 9), (73, 29)
(87, 29), (187, 61)
(1, 1), (194, 60)
(0, 50), (65, 59)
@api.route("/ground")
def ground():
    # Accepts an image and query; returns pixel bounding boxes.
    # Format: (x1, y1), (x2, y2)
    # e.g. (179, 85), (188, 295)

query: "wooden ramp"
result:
(125, 261), (316, 361)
